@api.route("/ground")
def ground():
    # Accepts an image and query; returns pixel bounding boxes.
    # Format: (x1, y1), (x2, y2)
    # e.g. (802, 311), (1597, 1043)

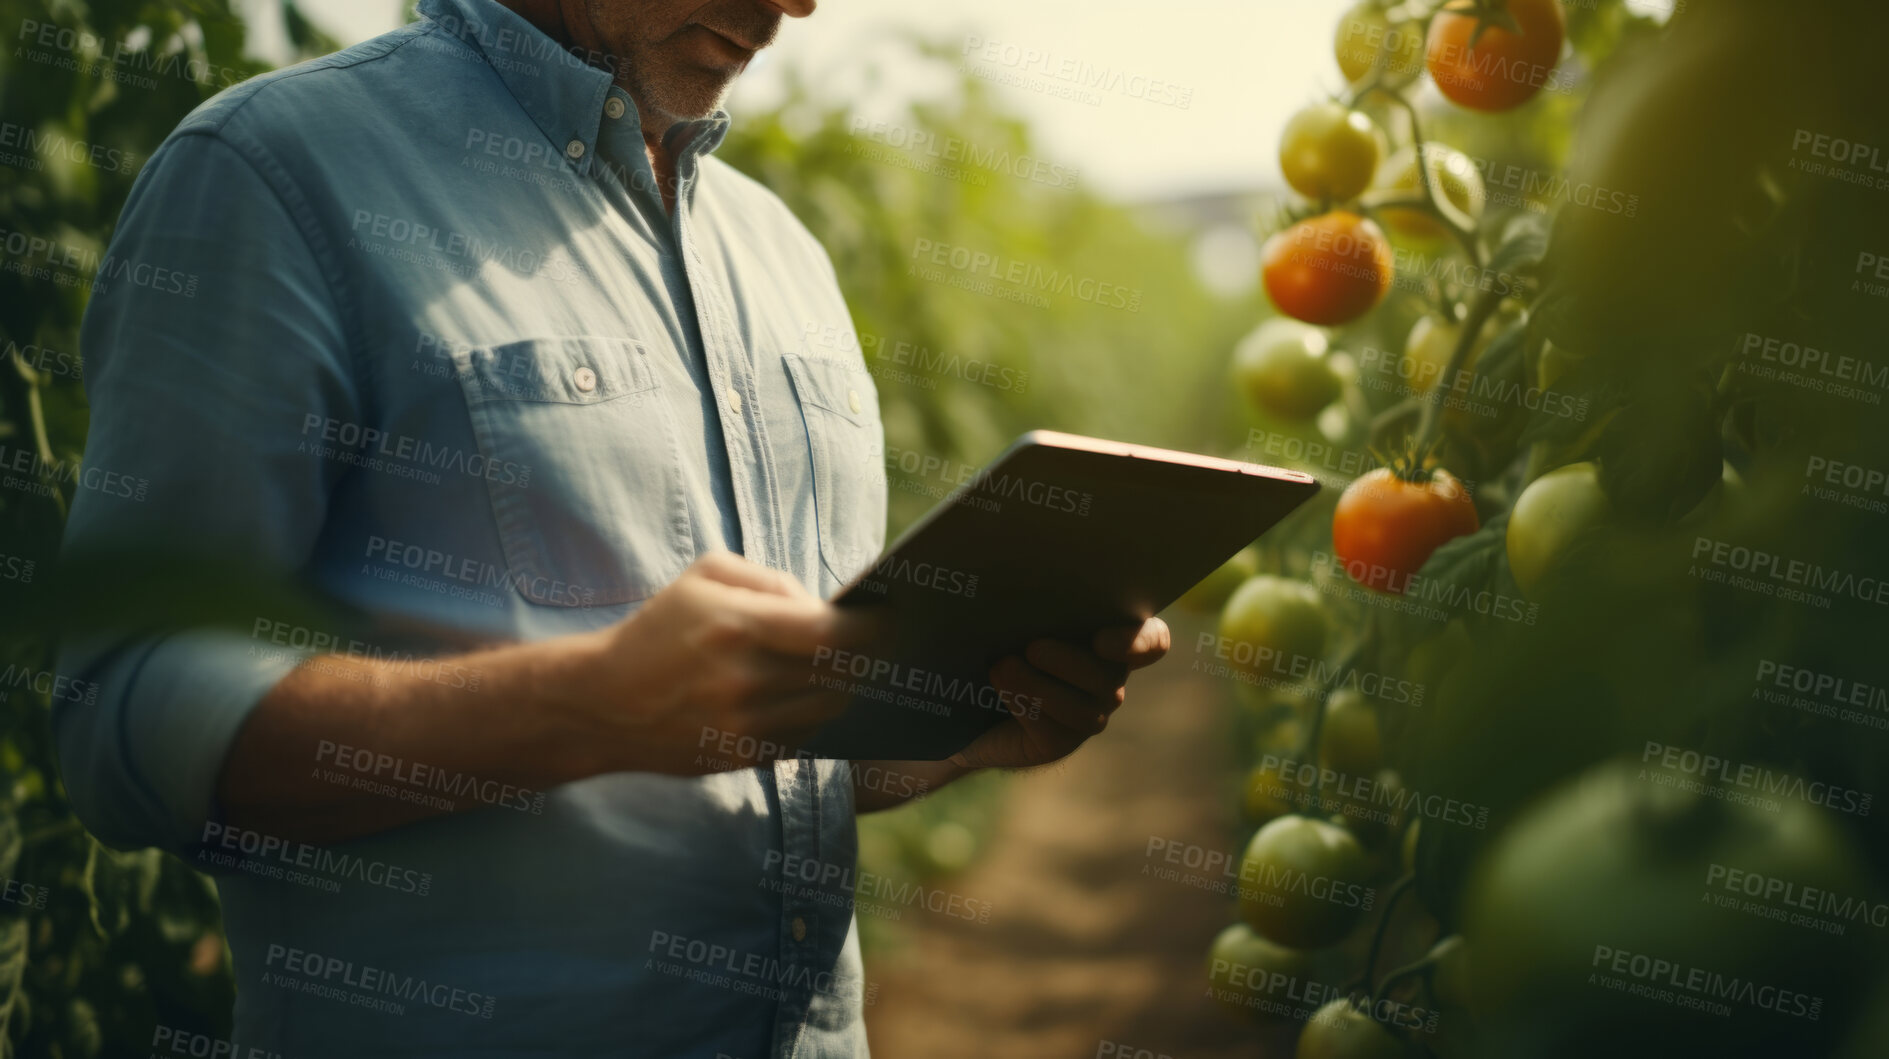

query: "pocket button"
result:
(848, 388), (861, 415)
(573, 366), (598, 393)
(729, 389), (744, 415)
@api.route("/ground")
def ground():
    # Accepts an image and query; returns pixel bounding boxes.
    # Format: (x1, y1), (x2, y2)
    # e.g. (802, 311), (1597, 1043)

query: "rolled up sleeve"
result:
(55, 125), (357, 854)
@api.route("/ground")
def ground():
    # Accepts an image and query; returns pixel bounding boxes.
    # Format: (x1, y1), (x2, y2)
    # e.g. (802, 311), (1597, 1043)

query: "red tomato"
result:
(1260, 211), (1395, 326)
(1425, 0), (1566, 112)
(1332, 467), (1479, 593)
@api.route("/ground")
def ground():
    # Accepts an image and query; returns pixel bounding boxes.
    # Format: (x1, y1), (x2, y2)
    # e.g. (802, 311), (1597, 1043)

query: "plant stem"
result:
(1372, 952), (1437, 1008)
(1412, 283), (1505, 455)
(1346, 871), (1416, 996)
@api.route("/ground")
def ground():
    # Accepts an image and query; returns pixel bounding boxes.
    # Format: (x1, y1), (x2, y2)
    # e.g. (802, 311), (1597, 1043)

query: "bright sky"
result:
(248, 0), (1356, 201)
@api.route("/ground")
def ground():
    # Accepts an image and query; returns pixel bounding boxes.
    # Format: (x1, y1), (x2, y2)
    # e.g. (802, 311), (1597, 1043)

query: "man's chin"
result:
(632, 66), (736, 125)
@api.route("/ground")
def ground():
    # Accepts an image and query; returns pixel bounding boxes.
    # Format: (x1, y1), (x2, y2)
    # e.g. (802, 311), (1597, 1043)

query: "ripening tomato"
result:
(1332, 467), (1479, 594)
(1280, 102), (1382, 203)
(1261, 212), (1395, 326)
(1425, 0), (1566, 112)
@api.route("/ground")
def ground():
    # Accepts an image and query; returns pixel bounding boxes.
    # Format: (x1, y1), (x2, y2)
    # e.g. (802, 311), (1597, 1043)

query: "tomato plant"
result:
(1209, 5), (1889, 1056)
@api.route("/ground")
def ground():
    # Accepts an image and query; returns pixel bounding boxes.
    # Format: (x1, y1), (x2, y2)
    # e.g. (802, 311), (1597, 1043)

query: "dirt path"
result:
(864, 611), (1292, 1058)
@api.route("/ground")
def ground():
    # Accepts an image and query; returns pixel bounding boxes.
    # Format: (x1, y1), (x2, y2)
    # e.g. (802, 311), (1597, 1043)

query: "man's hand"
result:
(576, 550), (878, 776)
(947, 618), (1171, 771)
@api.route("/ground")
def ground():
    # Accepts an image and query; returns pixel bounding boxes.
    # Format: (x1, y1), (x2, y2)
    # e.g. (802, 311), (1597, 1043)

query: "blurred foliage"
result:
(719, 38), (1257, 533)
(0, 1), (305, 1053)
(0, 1), (1250, 1054)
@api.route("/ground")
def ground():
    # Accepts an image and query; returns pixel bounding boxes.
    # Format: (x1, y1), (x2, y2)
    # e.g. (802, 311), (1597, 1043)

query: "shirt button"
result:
(604, 97), (626, 119)
(565, 138), (586, 160)
(791, 916), (807, 942)
(729, 389), (744, 415)
(848, 388), (862, 415)
(573, 367), (597, 392)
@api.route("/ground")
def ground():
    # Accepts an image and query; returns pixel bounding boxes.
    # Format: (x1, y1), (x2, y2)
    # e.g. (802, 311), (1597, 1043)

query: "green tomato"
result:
(1280, 102), (1382, 204)
(1220, 575), (1330, 682)
(1375, 143), (1486, 248)
(1239, 815), (1372, 949)
(1464, 760), (1871, 1059)
(1506, 461), (1610, 594)
(1233, 318), (1342, 421)
(1208, 922), (1319, 1022)
(1398, 312), (1506, 397)
(1334, 2), (1425, 86)
(1318, 688), (1383, 776)
(1244, 759), (1299, 825)
(1296, 999), (1405, 1059)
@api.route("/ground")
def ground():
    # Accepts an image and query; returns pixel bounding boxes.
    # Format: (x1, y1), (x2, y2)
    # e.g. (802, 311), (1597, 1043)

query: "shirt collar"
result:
(415, 0), (730, 178)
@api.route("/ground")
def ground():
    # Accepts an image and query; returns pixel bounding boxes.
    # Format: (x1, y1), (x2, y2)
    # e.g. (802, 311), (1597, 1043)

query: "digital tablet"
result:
(800, 430), (1319, 761)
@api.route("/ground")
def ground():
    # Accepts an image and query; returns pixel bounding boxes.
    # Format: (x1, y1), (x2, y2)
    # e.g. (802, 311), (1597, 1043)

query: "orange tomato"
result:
(1331, 467), (1479, 593)
(1425, 0), (1567, 112)
(1260, 211), (1395, 326)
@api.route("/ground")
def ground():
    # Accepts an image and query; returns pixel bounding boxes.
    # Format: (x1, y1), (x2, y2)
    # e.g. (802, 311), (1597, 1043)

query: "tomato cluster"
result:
(1190, 2), (1884, 1056)
(1202, 0), (1889, 1050)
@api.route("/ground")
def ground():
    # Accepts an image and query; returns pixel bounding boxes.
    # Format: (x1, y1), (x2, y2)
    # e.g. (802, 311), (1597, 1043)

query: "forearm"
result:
(215, 631), (609, 845)
(852, 758), (974, 814)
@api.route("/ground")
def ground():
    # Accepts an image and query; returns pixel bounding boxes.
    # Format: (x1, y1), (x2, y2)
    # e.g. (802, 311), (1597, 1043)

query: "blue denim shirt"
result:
(53, 0), (887, 1054)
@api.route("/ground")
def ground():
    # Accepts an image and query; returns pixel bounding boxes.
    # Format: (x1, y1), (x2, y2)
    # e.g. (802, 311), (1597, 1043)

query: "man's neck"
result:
(495, 0), (682, 213)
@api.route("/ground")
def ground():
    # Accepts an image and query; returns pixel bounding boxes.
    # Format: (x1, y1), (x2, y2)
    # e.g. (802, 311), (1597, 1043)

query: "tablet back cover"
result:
(800, 432), (1318, 761)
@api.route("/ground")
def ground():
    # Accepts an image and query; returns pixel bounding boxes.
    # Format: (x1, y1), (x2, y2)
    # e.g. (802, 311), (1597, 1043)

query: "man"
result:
(56, 0), (1168, 1055)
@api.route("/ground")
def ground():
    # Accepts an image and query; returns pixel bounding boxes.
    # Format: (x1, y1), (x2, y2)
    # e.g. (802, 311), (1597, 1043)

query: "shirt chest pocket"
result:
(783, 352), (888, 595)
(453, 337), (692, 607)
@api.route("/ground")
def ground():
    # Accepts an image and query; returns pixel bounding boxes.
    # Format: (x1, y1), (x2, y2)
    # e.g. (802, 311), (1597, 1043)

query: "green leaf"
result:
(1484, 211), (1551, 282)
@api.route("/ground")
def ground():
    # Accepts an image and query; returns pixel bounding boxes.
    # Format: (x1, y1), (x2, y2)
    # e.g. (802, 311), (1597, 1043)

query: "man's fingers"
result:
(990, 656), (1109, 736)
(1022, 638), (1127, 702)
(707, 584), (879, 657)
(1094, 617), (1171, 669)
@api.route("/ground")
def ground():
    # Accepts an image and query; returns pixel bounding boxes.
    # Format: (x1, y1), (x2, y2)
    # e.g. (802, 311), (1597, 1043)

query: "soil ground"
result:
(863, 611), (1296, 1058)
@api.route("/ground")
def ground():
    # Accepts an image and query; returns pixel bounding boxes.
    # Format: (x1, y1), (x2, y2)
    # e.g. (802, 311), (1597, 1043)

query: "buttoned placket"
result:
(589, 92), (835, 1052)
(659, 131), (833, 1059)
